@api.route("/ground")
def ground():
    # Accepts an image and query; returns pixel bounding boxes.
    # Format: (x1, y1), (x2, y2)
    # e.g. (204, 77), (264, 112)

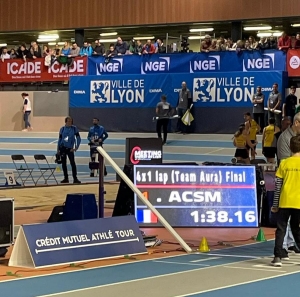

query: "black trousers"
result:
(253, 113), (264, 131)
(274, 208), (300, 257)
(156, 118), (169, 142)
(89, 145), (107, 175)
(60, 147), (77, 180)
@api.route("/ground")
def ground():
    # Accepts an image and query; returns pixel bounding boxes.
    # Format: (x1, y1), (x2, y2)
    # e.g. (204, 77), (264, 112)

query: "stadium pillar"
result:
(75, 29), (84, 47)
(231, 21), (242, 42)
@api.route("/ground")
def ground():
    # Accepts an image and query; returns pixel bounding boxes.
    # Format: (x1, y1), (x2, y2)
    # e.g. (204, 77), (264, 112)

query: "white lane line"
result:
(49, 140), (58, 144)
(203, 253), (260, 259)
(224, 266), (286, 273)
(153, 260), (209, 266)
(172, 270), (300, 297)
(202, 148), (224, 155)
(190, 257), (221, 263)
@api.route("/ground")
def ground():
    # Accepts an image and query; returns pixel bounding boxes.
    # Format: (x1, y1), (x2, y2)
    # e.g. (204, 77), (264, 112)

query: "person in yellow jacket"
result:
(262, 117), (281, 164)
(233, 124), (256, 164)
(244, 112), (260, 160)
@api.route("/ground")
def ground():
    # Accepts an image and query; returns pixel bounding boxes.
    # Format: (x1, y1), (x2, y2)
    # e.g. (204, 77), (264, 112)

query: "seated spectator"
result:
(1, 47), (10, 61)
(115, 37), (127, 55)
(200, 35), (212, 52)
(28, 41), (42, 59)
(258, 37), (270, 50)
(278, 32), (291, 51)
(269, 36), (278, 49)
(17, 44), (29, 61)
(93, 40), (105, 55)
(105, 44), (117, 57)
(10, 48), (18, 59)
(294, 33), (300, 49)
(142, 39), (156, 54)
(248, 36), (258, 49)
(79, 42), (93, 56)
(156, 39), (166, 53)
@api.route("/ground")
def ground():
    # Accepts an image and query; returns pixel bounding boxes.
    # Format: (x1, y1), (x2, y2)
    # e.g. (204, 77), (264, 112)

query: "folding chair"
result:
(11, 155), (36, 186)
(34, 154), (58, 185)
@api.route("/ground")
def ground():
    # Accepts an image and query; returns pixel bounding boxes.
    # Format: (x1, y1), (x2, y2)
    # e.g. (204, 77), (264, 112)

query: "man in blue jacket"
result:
(87, 118), (108, 177)
(57, 116), (81, 184)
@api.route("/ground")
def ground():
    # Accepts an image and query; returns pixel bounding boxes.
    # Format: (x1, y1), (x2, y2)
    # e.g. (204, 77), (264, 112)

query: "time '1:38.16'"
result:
(190, 210), (256, 224)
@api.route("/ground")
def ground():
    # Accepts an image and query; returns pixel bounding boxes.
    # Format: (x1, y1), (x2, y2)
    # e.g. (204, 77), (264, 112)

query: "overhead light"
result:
(100, 32), (118, 37)
(99, 38), (117, 43)
(71, 38), (75, 42)
(188, 36), (205, 40)
(244, 26), (272, 31)
(273, 32), (283, 37)
(189, 28), (214, 32)
(37, 38), (57, 42)
(291, 24), (300, 27)
(38, 34), (59, 39)
(133, 36), (155, 40)
(257, 33), (272, 37)
(0, 43), (7, 47)
(48, 42), (65, 46)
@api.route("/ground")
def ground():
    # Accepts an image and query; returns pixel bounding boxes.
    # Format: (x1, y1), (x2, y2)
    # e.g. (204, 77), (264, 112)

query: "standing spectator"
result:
(218, 36), (227, 51)
(252, 86), (265, 131)
(283, 86), (298, 122)
(28, 41), (42, 59)
(60, 42), (71, 56)
(87, 118), (108, 177)
(294, 33), (300, 49)
(278, 32), (291, 51)
(134, 40), (143, 55)
(21, 93), (33, 132)
(1, 48), (10, 61)
(10, 49), (18, 59)
(269, 36), (278, 49)
(93, 40), (105, 55)
(156, 39), (166, 53)
(115, 37), (127, 55)
(79, 42), (93, 56)
(69, 42), (80, 57)
(244, 112), (260, 160)
(57, 116), (81, 184)
(105, 44), (117, 57)
(226, 38), (234, 50)
(142, 40), (156, 54)
(53, 44), (61, 56)
(156, 95), (172, 145)
(258, 37), (270, 50)
(17, 44), (29, 61)
(248, 36), (258, 49)
(176, 81), (192, 134)
(271, 135), (300, 267)
(200, 35), (212, 52)
(42, 45), (50, 57)
(267, 83), (282, 127)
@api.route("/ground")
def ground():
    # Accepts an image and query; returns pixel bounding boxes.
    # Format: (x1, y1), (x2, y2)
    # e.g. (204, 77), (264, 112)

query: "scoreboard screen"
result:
(133, 165), (258, 227)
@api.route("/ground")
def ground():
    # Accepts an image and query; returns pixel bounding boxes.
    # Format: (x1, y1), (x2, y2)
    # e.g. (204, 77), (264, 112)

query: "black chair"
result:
(250, 159), (267, 165)
(34, 154), (58, 185)
(11, 155), (35, 186)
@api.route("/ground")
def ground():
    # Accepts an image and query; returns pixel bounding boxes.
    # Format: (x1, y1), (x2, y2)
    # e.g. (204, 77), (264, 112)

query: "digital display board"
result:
(134, 165), (258, 227)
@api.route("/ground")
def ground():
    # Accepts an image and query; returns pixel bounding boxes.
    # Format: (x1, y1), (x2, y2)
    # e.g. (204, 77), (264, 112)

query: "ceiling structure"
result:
(0, 17), (300, 47)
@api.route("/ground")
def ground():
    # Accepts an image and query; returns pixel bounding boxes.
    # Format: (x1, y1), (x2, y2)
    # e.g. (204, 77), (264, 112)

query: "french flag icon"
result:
(137, 209), (158, 223)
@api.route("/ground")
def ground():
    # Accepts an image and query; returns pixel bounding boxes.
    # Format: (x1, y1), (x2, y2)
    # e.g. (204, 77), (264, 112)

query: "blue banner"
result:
(10, 216), (146, 268)
(134, 165), (258, 227)
(70, 71), (286, 108)
(88, 50), (286, 75)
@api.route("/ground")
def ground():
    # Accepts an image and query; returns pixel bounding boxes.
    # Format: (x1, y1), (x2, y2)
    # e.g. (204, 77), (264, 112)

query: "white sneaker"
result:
(271, 257), (282, 267)
(22, 129), (28, 132)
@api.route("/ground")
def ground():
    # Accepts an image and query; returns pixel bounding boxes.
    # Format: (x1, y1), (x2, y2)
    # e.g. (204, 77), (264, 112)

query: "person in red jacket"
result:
(278, 32), (291, 51)
(142, 40), (156, 54)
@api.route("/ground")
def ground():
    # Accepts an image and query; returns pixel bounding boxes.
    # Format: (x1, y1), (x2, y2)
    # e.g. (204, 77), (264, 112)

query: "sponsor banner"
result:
(8, 216), (146, 268)
(70, 71), (286, 108)
(287, 49), (300, 76)
(0, 57), (87, 82)
(87, 50), (286, 75)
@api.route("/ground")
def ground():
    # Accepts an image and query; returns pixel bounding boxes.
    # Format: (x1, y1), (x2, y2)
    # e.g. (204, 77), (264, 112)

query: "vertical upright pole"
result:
(98, 151), (105, 218)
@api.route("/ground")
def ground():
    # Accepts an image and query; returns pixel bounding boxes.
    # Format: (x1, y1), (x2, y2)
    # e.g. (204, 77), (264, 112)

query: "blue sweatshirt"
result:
(58, 125), (81, 150)
(87, 125), (108, 144)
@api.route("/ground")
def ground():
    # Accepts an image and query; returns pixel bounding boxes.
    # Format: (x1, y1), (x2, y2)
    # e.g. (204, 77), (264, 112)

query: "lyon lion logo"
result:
(193, 78), (215, 102)
(90, 81), (110, 103)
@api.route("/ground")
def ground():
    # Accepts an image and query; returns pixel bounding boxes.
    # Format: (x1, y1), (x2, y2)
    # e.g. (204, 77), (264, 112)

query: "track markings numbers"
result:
(190, 257), (221, 263)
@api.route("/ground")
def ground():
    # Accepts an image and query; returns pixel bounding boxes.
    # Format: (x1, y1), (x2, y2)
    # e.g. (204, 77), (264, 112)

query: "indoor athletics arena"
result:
(1, 1), (300, 296)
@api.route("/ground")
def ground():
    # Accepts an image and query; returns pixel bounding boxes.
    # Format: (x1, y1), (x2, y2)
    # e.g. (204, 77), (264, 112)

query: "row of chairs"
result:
(11, 154), (58, 186)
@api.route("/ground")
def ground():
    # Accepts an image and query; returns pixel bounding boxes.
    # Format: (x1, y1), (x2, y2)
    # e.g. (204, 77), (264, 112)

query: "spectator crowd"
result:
(0, 32), (300, 63)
